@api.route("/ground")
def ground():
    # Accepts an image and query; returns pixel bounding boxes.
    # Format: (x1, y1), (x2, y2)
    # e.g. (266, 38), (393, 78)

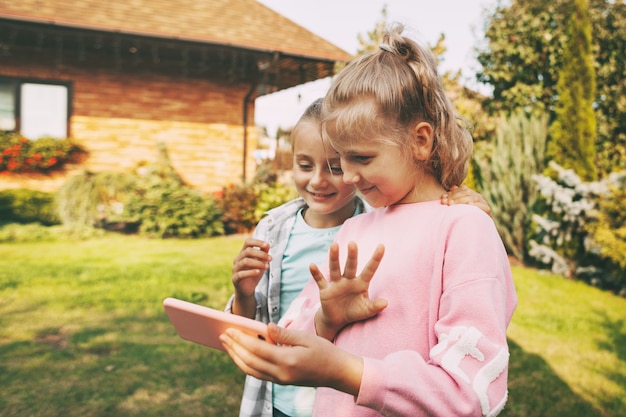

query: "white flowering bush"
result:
(530, 161), (626, 294)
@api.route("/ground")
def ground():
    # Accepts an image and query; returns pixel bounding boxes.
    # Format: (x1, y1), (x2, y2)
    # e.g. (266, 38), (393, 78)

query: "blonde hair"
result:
(291, 98), (324, 150)
(321, 23), (473, 189)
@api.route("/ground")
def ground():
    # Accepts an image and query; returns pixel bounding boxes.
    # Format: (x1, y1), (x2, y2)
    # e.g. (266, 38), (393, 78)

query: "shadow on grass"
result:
(0, 313), (616, 417)
(502, 339), (601, 417)
(0, 314), (246, 417)
(595, 311), (626, 414)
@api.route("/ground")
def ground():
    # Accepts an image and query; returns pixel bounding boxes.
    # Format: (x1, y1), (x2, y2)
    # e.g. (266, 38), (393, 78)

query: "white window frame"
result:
(0, 78), (71, 139)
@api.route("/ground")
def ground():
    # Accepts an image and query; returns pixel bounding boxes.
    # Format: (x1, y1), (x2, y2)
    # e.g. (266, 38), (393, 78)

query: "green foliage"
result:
(218, 162), (297, 234)
(474, 110), (548, 260)
(0, 188), (60, 225)
(0, 132), (85, 173)
(254, 181), (298, 221)
(477, 0), (567, 113)
(56, 170), (137, 228)
(548, 0), (597, 181)
(0, 222), (110, 243)
(586, 177), (626, 292)
(592, 1), (626, 175)
(218, 183), (259, 234)
(477, 0), (626, 176)
(124, 172), (224, 239)
(56, 144), (224, 238)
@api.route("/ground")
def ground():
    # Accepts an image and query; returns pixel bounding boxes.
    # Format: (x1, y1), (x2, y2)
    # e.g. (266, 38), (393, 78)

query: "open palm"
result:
(310, 241), (388, 340)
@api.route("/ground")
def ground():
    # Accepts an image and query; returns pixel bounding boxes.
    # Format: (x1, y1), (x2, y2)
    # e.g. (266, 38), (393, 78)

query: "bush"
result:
(254, 181), (298, 221)
(56, 170), (137, 228)
(0, 132), (85, 174)
(0, 189), (60, 225)
(218, 183), (258, 234)
(474, 110), (548, 260)
(529, 162), (626, 294)
(586, 175), (626, 295)
(217, 166), (298, 235)
(125, 172), (224, 238)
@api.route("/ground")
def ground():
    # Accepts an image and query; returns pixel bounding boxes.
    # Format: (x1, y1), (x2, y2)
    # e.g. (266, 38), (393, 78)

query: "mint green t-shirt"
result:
(273, 208), (341, 417)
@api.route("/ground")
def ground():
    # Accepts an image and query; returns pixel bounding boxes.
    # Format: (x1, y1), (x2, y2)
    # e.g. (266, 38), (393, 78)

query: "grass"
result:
(0, 231), (624, 416)
(504, 267), (626, 416)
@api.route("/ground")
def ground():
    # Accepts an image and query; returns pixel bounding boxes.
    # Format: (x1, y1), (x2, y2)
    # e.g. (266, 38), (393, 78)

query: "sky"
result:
(255, 0), (498, 137)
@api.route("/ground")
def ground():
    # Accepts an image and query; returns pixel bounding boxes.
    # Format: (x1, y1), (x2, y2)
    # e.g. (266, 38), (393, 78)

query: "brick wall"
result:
(0, 38), (258, 194)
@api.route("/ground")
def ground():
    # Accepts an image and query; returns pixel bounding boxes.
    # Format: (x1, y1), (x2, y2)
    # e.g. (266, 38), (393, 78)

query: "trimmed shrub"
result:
(0, 189), (60, 225)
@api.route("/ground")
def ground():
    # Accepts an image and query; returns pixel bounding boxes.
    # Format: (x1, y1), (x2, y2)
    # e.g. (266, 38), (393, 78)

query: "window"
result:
(0, 78), (70, 139)
(0, 80), (17, 131)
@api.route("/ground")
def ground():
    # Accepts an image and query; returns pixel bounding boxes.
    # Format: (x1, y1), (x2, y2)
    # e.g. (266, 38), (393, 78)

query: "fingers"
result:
(240, 238), (270, 253)
(327, 242), (342, 280)
(221, 325), (307, 383)
(220, 329), (278, 382)
(320, 242), (383, 283)
(310, 263), (328, 290)
(371, 297), (389, 314)
(267, 322), (306, 347)
(233, 239), (271, 277)
(359, 244), (385, 284)
(443, 185), (493, 216)
(342, 241), (359, 279)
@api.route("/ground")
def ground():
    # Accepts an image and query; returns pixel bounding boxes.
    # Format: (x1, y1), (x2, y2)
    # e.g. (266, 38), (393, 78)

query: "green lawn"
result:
(0, 233), (624, 416)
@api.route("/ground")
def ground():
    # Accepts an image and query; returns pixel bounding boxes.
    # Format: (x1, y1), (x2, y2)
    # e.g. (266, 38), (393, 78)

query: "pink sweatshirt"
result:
(280, 201), (518, 417)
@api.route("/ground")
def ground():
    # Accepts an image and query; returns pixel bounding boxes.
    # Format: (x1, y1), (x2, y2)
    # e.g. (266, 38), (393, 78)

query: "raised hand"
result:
(231, 238), (271, 318)
(309, 241), (388, 340)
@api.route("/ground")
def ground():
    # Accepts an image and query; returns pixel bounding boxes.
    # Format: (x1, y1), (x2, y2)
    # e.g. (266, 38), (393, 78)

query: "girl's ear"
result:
(411, 122), (434, 161)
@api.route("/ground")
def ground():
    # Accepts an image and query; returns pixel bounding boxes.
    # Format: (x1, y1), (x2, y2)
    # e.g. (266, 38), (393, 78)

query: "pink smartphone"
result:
(163, 297), (273, 351)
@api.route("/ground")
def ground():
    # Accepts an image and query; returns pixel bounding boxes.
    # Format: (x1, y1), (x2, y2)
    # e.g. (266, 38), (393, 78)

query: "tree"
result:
(548, 0), (597, 181)
(477, 0), (625, 176)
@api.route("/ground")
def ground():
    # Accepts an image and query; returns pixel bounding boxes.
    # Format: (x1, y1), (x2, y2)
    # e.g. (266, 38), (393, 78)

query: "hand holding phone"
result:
(163, 297), (273, 351)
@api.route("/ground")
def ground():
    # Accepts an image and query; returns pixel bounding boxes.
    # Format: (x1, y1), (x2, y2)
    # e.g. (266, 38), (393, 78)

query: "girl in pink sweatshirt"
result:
(221, 22), (517, 417)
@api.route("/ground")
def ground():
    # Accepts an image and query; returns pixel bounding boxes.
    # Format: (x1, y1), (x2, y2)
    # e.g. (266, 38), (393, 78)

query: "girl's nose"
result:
(310, 168), (328, 187)
(342, 168), (360, 185)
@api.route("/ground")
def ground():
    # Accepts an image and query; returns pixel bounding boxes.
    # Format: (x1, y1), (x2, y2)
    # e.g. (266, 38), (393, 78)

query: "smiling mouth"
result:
(308, 191), (335, 198)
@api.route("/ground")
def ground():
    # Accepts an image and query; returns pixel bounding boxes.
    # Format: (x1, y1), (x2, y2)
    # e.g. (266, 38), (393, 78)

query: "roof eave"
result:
(0, 12), (352, 63)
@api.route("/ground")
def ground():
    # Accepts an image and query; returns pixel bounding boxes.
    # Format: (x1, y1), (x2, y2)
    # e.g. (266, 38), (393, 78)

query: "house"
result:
(0, 0), (351, 194)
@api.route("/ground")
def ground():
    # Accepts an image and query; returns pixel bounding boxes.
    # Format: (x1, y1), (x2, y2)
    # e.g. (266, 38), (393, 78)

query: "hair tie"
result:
(379, 43), (393, 53)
